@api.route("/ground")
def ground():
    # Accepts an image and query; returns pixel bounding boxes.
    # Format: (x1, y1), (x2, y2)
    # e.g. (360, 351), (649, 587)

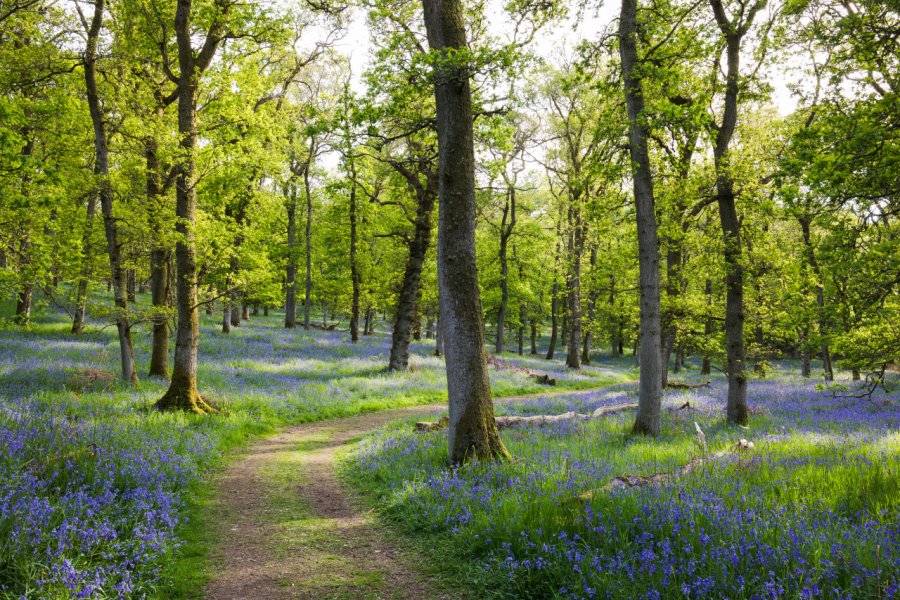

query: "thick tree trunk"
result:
(423, 0), (508, 463)
(242, 304), (250, 321)
(388, 177), (437, 371)
(83, 0), (137, 384)
(127, 269), (136, 303)
(620, 0), (663, 435)
(155, 0), (222, 413)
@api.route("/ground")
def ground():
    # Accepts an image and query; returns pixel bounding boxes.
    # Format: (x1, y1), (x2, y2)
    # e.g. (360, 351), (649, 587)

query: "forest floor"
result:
(203, 387), (608, 600)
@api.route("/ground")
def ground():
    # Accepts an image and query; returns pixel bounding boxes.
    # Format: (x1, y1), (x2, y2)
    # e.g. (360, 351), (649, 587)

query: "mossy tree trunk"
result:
(423, 0), (508, 464)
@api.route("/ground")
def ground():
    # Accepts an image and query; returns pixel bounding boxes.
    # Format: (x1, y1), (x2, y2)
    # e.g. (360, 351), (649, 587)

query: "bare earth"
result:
(203, 387), (606, 600)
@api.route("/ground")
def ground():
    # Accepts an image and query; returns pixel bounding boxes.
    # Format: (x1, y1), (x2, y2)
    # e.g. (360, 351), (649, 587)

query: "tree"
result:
(619, 0), (663, 435)
(422, 0), (508, 463)
(155, 0), (229, 413)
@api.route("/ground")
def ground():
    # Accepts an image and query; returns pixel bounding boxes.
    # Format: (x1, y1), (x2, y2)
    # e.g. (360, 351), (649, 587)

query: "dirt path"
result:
(203, 386), (609, 600)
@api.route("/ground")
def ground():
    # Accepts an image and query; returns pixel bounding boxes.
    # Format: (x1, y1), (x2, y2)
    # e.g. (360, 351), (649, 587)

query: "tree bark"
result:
(708, 0), (763, 425)
(285, 179), (298, 328)
(83, 0), (137, 384)
(349, 157), (360, 343)
(423, 0), (508, 463)
(388, 172), (437, 371)
(72, 192), (97, 335)
(620, 0), (663, 435)
(304, 150), (314, 330)
(155, 0), (224, 412)
(799, 217), (834, 381)
(495, 187), (516, 354)
(565, 192), (583, 369)
(147, 129), (170, 377)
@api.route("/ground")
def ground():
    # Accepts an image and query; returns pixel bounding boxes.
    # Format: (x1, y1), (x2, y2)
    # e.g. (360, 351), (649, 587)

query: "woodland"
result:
(0, 0), (898, 596)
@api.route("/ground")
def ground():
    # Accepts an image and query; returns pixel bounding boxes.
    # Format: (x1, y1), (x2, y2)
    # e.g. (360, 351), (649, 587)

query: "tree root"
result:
(153, 386), (218, 415)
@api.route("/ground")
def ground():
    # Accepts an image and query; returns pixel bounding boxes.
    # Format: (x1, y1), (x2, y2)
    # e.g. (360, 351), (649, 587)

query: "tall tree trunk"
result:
(147, 129), (170, 378)
(709, 0), (761, 426)
(304, 155), (313, 330)
(349, 161), (360, 343)
(285, 181), (298, 328)
(546, 282), (558, 359)
(127, 269), (136, 303)
(530, 319), (538, 355)
(155, 0), (223, 412)
(72, 192), (98, 334)
(435, 314), (443, 357)
(82, 0), (137, 384)
(388, 178), (437, 371)
(620, 0), (663, 434)
(701, 277), (712, 374)
(565, 193), (583, 369)
(423, 0), (508, 463)
(799, 217), (833, 380)
(222, 276), (231, 333)
(495, 188), (516, 354)
(581, 246), (597, 365)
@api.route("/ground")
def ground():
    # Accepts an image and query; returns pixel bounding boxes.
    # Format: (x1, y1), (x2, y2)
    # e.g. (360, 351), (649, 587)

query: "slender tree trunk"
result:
(388, 179), (437, 371)
(709, 0), (760, 426)
(546, 282), (558, 359)
(349, 162), (360, 343)
(222, 276), (231, 334)
(304, 156), (313, 330)
(799, 217), (833, 381)
(72, 193), (98, 334)
(435, 314), (443, 357)
(285, 181), (298, 328)
(156, 0), (222, 412)
(83, 0), (137, 384)
(565, 193), (583, 369)
(127, 269), (136, 303)
(147, 130), (170, 378)
(530, 319), (538, 355)
(620, 0), (663, 434)
(581, 246), (597, 365)
(495, 188), (516, 354)
(423, 0), (508, 463)
(701, 277), (712, 374)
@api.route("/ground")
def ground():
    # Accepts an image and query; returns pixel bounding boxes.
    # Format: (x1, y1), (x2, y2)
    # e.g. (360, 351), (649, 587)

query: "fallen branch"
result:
(579, 439), (755, 500)
(665, 381), (711, 389)
(414, 403), (637, 432)
(487, 355), (556, 386)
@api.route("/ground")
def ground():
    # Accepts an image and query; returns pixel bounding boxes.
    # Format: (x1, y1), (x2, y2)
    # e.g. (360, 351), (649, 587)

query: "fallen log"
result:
(487, 355), (556, 386)
(414, 403), (637, 432)
(579, 438), (755, 500)
(665, 380), (711, 389)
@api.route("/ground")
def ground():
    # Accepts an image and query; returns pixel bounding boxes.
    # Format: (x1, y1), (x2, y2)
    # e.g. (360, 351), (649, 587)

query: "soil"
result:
(203, 387), (607, 599)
